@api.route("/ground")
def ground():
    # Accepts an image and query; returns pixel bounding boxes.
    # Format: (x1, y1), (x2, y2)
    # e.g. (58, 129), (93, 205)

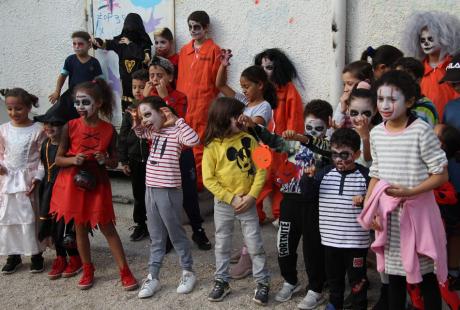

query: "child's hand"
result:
(0, 165), (7, 175)
(304, 164), (316, 177)
(94, 152), (106, 165)
(91, 37), (103, 48)
(161, 107), (178, 127)
(121, 164), (131, 176)
(127, 107), (140, 127)
(220, 49), (233, 67)
(119, 37), (131, 45)
(231, 195), (243, 208)
(339, 90), (350, 113)
(385, 185), (413, 198)
(370, 215), (382, 231)
(238, 114), (255, 129)
(143, 81), (154, 98)
(352, 195), (364, 207)
(331, 118), (345, 130)
(234, 195), (256, 214)
(73, 153), (87, 166)
(156, 80), (169, 99)
(48, 91), (59, 104)
(282, 130), (310, 144)
(353, 116), (370, 139)
(27, 179), (40, 196)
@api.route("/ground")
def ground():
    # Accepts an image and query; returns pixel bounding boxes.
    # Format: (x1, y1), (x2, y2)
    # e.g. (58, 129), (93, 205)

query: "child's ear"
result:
(353, 149), (361, 161)
(406, 97), (416, 109)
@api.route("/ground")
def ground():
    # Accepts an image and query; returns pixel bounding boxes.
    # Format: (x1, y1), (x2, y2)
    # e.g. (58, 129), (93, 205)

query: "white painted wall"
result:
(1, 0), (459, 118)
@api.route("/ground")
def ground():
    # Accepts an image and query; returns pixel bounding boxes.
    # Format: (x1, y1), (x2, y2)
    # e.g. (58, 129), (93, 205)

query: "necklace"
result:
(45, 140), (56, 182)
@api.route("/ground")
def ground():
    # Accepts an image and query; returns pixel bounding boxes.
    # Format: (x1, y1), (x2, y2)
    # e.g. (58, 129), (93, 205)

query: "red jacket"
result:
(148, 86), (188, 119)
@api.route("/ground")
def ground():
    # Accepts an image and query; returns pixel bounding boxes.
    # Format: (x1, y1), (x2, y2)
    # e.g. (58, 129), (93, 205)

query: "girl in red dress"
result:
(50, 79), (137, 291)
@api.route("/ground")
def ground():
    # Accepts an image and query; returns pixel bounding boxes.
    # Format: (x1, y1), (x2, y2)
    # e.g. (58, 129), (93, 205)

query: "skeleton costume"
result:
(402, 11), (460, 119)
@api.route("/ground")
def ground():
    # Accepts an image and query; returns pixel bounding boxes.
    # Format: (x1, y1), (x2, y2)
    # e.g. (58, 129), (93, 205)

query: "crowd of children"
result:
(1, 8), (460, 310)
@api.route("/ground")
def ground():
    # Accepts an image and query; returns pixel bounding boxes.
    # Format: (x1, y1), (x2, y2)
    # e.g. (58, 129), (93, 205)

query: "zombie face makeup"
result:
(420, 28), (440, 55)
(72, 38), (90, 55)
(304, 115), (327, 138)
(188, 20), (206, 42)
(43, 123), (62, 142)
(377, 85), (407, 121)
(331, 145), (357, 172)
(348, 97), (376, 127)
(154, 36), (172, 57)
(261, 57), (274, 79)
(74, 92), (97, 119)
(139, 103), (165, 131)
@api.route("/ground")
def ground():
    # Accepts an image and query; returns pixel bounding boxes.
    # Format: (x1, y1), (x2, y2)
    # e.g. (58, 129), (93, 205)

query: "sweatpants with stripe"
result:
(277, 193), (325, 292)
(145, 187), (193, 279)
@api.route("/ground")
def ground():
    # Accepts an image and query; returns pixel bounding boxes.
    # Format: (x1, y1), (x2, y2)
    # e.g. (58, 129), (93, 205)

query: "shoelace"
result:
(180, 273), (191, 285)
(141, 277), (152, 289)
(257, 284), (269, 295)
(213, 281), (225, 292)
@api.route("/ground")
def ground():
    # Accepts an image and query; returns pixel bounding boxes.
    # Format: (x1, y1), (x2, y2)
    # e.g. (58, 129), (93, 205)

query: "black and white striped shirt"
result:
(302, 164), (370, 248)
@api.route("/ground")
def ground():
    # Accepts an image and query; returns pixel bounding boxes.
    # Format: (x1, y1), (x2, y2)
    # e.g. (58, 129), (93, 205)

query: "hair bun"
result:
(366, 46), (376, 58)
(0, 88), (9, 97)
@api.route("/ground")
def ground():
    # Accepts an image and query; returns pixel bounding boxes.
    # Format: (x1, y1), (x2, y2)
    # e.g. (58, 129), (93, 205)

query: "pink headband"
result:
(356, 81), (371, 90)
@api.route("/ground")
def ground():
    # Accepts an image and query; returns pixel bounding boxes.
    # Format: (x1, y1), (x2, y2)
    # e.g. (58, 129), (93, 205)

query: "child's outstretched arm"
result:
(49, 74), (67, 104)
(215, 49), (236, 97)
(55, 124), (87, 167)
(161, 107), (199, 147)
(283, 130), (331, 157)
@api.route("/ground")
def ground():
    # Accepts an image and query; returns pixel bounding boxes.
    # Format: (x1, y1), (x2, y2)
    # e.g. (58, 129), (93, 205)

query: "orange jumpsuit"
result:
(176, 39), (221, 189)
(256, 82), (304, 221)
(421, 55), (458, 120)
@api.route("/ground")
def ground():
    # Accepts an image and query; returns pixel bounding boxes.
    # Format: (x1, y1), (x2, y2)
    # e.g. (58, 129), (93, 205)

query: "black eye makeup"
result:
(331, 151), (352, 160)
(74, 99), (92, 106)
(188, 24), (203, 31)
(306, 125), (325, 132)
(349, 109), (372, 118)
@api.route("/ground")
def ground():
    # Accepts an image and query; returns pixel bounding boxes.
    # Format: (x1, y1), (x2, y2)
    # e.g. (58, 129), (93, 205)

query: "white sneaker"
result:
(176, 270), (196, 294)
(138, 274), (160, 299)
(297, 290), (326, 309)
(275, 281), (302, 302)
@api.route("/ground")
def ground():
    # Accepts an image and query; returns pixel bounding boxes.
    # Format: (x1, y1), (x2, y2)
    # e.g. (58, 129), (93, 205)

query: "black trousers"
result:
(129, 159), (147, 225)
(324, 246), (368, 310)
(277, 193), (325, 292)
(179, 148), (203, 232)
(388, 273), (441, 310)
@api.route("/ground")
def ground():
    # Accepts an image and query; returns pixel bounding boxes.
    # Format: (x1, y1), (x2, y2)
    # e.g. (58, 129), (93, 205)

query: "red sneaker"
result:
(77, 263), (94, 290)
(120, 265), (138, 291)
(62, 255), (83, 278)
(47, 256), (67, 280)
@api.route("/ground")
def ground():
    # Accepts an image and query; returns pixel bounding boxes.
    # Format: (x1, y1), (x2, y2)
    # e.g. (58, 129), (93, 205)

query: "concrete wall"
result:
(0, 0), (459, 116)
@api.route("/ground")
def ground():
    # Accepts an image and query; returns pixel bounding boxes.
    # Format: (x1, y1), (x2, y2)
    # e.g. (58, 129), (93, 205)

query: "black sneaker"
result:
(253, 282), (270, 306)
(192, 228), (212, 250)
(208, 279), (231, 302)
(1, 255), (22, 274)
(129, 225), (148, 241)
(30, 254), (44, 273)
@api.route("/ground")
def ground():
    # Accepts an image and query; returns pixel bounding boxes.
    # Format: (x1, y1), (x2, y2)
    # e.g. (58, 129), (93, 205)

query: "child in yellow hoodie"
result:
(202, 97), (270, 305)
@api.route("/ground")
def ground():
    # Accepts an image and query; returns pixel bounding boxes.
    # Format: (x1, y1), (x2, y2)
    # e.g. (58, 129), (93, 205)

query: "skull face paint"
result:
(188, 20), (206, 42)
(261, 57), (274, 79)
(74, 92), (97, 119)
(348, 97), (375, 127)
(304, 116), (327, 138)
(377, 85), (407, 121)
(420, 28), (440, 55)
(331, 145), (356, 172)
(139, 103), (165, 131)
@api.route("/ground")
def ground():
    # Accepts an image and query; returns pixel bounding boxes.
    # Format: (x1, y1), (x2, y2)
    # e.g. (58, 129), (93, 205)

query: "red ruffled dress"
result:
(50, 118), (115, 227)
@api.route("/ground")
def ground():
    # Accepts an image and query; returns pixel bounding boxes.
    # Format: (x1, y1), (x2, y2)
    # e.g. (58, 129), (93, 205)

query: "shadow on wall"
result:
(0, 98), (7, 124)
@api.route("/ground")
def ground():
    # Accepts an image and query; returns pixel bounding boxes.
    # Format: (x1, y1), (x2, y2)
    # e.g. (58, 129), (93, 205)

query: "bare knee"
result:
(99, 222), (117, 238)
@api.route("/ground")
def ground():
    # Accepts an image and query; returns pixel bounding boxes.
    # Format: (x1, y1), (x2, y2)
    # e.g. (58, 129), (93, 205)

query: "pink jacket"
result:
(358, 180), (447, 284)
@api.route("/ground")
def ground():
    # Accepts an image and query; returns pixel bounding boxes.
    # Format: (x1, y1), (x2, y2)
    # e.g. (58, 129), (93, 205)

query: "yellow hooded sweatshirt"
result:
(202, 131), (266, 204)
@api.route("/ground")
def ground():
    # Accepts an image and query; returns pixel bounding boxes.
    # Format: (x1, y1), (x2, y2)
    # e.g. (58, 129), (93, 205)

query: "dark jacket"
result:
(118, 112), (149, 164)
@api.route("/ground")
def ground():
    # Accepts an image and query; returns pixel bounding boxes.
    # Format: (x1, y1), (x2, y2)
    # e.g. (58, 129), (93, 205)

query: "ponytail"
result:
(74, 78), (114, 120)
(3, 88), (39, 108)
(361, 45), (403, 69)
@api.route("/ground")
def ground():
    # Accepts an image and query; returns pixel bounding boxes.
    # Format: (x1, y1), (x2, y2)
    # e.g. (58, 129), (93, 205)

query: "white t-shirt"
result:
(234, 92), (272, 126)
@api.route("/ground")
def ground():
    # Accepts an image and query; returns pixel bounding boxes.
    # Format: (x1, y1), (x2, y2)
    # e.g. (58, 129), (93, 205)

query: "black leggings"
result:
(388, 273), (441, 310)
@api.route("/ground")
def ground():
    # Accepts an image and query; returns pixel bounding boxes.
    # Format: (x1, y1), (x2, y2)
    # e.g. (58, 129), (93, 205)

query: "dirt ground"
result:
(0, 175), (450, 309)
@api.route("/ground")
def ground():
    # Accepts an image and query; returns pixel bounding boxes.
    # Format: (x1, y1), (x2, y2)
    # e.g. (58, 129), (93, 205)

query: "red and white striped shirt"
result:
(134, 118), (200, 188)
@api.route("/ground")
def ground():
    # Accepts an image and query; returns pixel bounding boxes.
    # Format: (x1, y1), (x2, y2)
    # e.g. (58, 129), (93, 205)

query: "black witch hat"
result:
(34, 99), (75, 126)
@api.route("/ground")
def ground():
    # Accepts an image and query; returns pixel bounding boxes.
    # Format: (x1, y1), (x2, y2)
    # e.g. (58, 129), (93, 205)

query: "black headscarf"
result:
(114, 13), (152, 47)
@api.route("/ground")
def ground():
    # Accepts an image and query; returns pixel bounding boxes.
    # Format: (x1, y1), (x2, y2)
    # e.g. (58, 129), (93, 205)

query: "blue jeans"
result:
(213, 199), (270, 284)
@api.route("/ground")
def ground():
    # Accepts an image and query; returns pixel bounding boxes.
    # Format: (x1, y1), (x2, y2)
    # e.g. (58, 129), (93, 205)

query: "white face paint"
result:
(74, 92), (97, 119)
(304, 116), (327, 138)
(348, 97), (376, 126)
(377, 85), (407, 121)
(420, 28), (440, 55)
(188, 20), (206, 42)
(139, 104), (165, 131)
(261, 57), (274, 79)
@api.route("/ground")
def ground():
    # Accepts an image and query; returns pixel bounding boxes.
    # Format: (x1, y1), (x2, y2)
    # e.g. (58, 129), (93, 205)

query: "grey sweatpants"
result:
(214, 199), (270, 284)
(145, 187), (193, 279)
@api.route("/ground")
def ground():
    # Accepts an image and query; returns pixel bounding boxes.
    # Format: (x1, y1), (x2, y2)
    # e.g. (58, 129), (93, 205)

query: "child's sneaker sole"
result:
(123, 282), (139, 291)
(253, 297), (268, 306)
(208, 289), (231, 302)
(30, 266), (45, 273)
(78, 282), (93, 290)
(1, 263), (22, 275)
(62, 266), (83, 278)
(48, 273), (63, 280)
